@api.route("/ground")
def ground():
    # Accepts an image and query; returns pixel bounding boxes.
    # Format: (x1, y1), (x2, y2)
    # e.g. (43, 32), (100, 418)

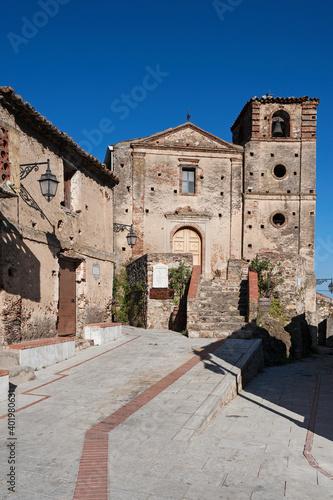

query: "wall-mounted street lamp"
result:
(20, 159), (59, 202)
(316, 278), (333, 295)
(113, 223), (137, 248)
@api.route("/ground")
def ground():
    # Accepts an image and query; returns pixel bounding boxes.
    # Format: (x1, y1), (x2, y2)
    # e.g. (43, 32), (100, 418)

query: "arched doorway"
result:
(172, 228), (202, 266)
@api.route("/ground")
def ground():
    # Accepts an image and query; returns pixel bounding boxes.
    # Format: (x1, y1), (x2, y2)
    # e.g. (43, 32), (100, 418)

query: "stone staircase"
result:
(188, 276), (248, 338)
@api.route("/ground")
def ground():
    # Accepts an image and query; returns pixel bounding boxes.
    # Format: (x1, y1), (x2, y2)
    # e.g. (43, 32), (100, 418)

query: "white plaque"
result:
(153, 263), (168, 288)
(92, 263), (100, 279)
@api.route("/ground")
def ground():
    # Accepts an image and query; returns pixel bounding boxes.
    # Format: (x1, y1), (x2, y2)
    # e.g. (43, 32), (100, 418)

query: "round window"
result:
(271, 212), (286, 227)
(273, 164), (287, 179)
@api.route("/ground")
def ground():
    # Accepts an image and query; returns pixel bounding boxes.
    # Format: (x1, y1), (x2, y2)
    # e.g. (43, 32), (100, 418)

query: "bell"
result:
(272, 121), (284, 137)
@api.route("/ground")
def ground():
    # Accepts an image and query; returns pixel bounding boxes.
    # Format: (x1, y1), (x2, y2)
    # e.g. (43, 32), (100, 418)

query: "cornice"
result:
(243, 193), (317, 201)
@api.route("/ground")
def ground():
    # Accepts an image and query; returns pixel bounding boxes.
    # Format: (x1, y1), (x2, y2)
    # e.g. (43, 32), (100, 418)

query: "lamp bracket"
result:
(20, 159), (50, 181)
(113, 223), (133, 233)
(316, 278), (332, 285)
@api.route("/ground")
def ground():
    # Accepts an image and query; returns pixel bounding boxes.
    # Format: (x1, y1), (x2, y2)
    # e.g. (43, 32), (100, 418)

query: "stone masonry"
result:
(0, 87), (118, 343)
(107, 96), (319, 337)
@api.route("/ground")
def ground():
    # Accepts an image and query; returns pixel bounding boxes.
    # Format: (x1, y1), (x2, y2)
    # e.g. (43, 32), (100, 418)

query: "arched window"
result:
(272, 110), (290, 138)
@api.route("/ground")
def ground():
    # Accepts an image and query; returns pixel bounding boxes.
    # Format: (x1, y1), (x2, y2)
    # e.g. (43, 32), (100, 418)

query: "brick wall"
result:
(248, 270), (258, 322)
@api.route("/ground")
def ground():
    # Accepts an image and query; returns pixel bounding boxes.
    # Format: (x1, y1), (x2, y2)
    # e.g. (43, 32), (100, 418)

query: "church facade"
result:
(107, 95), (319, 325)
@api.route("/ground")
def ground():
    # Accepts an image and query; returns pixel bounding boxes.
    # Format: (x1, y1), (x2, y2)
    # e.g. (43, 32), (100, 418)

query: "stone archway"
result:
(172, 227), (202, 267)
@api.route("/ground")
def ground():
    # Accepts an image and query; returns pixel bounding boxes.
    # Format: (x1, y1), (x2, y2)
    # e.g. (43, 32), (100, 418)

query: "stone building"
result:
(316, 293), (333, 346)
(106, 95), (319, 337)
(0, 87), (118, 344)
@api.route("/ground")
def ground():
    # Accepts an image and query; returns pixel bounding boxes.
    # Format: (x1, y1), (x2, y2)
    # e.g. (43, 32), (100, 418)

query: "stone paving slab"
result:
(0, 329), (225, 499)
(106, 352), (333, 499)
(0, 327), (332, 499)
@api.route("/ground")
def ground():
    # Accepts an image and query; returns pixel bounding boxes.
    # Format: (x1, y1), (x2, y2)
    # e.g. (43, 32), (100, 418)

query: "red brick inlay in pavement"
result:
(0, 335), (141, 420)
(73, 337), (227, 500)
(303, 374), (333, 480)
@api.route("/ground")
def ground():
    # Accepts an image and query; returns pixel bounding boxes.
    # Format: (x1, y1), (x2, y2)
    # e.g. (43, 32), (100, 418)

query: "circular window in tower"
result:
(273, 164), (287, 179)
(271, 212), (286, 228)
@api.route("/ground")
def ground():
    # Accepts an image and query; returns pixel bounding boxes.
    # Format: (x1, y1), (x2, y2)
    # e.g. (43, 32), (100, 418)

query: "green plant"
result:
(269, 294), (289, 325)
(249, 257), (274, 297)
(169, 262), (192, 306)
(249, 257), (285, 298)
(214, 269), (222, 278)
(256, 311), (263, 327)
(113, 267), (145, 326)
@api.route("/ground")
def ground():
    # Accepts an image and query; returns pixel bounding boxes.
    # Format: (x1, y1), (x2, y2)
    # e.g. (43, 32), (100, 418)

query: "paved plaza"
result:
(0, 327), (332, 499)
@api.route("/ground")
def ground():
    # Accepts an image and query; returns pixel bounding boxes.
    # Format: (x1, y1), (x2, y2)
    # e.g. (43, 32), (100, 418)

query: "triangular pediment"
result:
(132, 123), (242, 152)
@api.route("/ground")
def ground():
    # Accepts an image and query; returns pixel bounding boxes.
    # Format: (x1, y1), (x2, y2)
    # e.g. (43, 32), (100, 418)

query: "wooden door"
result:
(173, 228), (201, 266)
(57, 258), (76, 336)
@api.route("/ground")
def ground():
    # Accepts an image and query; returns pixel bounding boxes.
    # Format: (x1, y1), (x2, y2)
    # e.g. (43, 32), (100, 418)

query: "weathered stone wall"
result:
(232, 97), (318, 325)
(112, 124), (243, 279)
(111, 98), (318, 326)
(126, 254), (148, 327)
(316, 294), (333, 345)
(127, 253), (193, 330)
(0, 100), (116, 343)
(316, 294), (333, 318)
(146, 253), (193, 330)
(253, 251), (312, 318)
(240, 99), (318, 272)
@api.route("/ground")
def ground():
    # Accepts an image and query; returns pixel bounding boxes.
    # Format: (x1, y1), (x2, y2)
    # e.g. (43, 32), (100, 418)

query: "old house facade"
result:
(107, 96), (319, 336)
(0, 87), (118, 344)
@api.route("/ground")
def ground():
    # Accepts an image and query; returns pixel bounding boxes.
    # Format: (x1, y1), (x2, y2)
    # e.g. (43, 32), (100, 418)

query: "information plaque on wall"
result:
(92, 263), (100, 279)
(152, 263), (168, 288)
(150, 288), (174, 300)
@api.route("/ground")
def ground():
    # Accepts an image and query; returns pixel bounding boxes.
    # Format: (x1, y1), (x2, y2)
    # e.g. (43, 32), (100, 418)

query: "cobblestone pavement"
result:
(0, 327), (332, 499)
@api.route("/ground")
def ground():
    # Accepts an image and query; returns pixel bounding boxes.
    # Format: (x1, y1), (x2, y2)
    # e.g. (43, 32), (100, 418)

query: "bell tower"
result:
(231, 95), (319, 316)
(231, 95), (319, 268)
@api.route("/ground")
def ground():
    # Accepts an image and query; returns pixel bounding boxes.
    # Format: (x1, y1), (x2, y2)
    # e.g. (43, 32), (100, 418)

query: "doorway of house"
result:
(57, 258), (77, 336)
(172, 228), (202, 267)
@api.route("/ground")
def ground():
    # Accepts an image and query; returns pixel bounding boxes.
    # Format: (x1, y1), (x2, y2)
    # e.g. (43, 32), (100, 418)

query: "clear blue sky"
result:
(3, 0), (333, 294)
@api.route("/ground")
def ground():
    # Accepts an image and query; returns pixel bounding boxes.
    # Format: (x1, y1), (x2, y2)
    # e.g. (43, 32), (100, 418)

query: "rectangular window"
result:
(62, 160), (79, 210)
(63, 166), (74, 209)
(182, 168), (195, 194)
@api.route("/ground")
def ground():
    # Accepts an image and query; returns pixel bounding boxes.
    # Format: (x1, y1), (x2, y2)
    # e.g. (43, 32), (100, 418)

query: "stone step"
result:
(200, 279), (243, 287)
(198, 306), (245, 314)
(193, 321), (246, 331)
(198, 293), (247, 300)
(197, 314), (246, 323)
(191, 277), (249, 339)
(188, 329), (242, 339)
(172, 339), (264, 441)
(198, 311), (248, 318)
(207, 286), (243, 292)
(198, 302), (247, 311)
(199, 295), (247, 304)
(199, 293), (246, 301)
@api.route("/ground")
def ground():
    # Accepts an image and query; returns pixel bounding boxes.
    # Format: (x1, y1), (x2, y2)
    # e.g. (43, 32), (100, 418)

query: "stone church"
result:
(106, 96), (319, 335)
